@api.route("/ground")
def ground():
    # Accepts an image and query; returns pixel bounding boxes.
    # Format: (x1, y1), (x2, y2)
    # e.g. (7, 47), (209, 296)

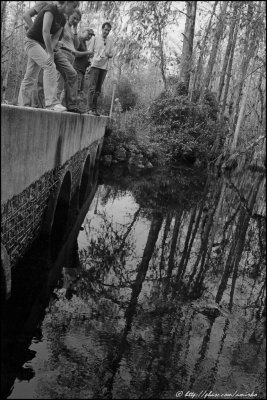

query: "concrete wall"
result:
(1, 105), (108, 204)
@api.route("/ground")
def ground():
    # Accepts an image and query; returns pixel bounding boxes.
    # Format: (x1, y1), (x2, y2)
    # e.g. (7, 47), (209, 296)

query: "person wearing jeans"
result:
(18, 38), (60, 108)
(54, 47), (79, 111)
(87, 22), (114, 116)
(73, 28), (95, 112)
(55, 9), (92, 113)
(18, 1), (79, 112)
(22, 1), (51, 108)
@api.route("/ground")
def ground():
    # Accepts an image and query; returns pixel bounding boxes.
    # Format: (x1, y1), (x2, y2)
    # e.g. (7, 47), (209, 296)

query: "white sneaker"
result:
(46, 104), (67, 112)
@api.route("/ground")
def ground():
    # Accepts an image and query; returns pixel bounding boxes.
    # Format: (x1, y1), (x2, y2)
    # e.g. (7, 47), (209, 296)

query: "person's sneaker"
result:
(46, 104), (66, 112)
(87, 109), (100, 116)
(67, 107), (82, 114)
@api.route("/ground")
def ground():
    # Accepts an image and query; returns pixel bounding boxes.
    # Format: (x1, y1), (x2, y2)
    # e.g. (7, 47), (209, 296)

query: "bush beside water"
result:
(101, 81), (227, 170)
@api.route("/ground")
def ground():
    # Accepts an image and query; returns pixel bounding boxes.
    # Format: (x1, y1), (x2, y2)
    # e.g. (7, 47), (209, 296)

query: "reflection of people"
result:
(63, 241), (80, 299)
(114, 98), (122, 113)
(87, 22), (114, 116)
(18, 1), (79, 112)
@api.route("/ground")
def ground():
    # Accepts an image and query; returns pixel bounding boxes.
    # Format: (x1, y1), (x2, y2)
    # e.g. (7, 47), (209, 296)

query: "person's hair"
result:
(82, 27), (91, 34)
(72, 8), (81, 20)
(102, 22), (111, 30)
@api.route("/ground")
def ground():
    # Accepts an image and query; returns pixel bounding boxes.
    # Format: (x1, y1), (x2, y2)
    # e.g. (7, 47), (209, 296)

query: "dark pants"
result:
(31, 69), (44, 108)
(87, 67), (107, 110)
(77, 70), (85, 92)
(54, 49), (78, 110)
(77, 70), (87, 112)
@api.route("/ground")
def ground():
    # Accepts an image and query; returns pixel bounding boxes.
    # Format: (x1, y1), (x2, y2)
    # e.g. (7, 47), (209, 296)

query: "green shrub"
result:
(117, 78), (138, 111)
(100, 77), (138, 114)
(148, 88), (223, 163)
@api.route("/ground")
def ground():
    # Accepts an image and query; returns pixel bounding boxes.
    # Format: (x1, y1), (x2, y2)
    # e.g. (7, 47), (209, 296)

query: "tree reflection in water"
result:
(6, 166), (266, 399)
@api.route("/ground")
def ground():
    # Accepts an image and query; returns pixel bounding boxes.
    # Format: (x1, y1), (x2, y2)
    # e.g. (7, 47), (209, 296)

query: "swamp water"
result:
(1, 165), (266, 399)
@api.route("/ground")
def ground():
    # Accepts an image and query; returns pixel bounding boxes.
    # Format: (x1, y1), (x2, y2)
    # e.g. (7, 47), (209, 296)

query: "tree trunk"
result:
(1, 1), (7, 41)
(196, 180), (227, 287)
(152, 3), (167, 90)
(217, 2), (240, 103)
(159, 213), (172, 278)
(124, 211), (163, 322)
(200, 1), (229, 101)
(179, 1), (197, 94)
(2, 2), (21, 102)
(188, 183), (222, 285)
(220, 15), (239, 119)
(158, 32), (167, 90)
(191, 0), (218, 97)
(116, 208), (141, 254)
(216, 175), (263, 305)
(230, 57), (255, 152)
(166, 211), (182, 280)
(1, 0), (8, 99)
(230, 2), (262, 132)
(176, 206), (197, 280)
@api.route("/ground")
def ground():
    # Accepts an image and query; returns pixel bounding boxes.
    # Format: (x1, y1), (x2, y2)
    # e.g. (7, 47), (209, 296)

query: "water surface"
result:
(1, 165), (266, 399)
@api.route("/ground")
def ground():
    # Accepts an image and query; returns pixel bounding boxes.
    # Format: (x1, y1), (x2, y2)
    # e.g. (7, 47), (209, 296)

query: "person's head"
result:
(57, 1), (79, 16)
(68, 8), (81, 26)
(101, 22), (111, 38)
(81, 28), (95, 41)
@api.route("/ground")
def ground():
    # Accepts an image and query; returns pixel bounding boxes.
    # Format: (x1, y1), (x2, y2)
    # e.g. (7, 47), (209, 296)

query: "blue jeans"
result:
(18, 38), (59, 107)
(54, 49), (78, 110)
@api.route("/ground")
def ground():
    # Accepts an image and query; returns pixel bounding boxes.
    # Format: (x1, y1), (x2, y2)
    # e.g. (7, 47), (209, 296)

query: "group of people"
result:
(18, 1), (114, 115)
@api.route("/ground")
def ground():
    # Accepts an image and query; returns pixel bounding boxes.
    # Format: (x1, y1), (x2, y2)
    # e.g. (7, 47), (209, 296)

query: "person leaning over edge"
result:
(23, 1), (52, 29)
(87, 22), (114, 116)
(22, 1), (53, 108)
(73, 28), (95, 112)
(18, 1), (80, 112)
(55, 9), (94, 113)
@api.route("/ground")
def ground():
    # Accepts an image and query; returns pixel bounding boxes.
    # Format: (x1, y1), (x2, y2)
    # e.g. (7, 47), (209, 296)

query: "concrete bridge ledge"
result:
(1, 105), (108, 205)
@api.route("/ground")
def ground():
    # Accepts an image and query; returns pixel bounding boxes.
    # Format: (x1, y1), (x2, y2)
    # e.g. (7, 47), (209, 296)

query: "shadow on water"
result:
(1, 163), (266, 399)
(1, 176), (98, 399)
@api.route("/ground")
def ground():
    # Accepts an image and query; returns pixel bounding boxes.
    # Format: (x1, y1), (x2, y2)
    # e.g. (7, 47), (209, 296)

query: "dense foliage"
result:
(101, 76), (138, 114)
(148, 85), (224, 163)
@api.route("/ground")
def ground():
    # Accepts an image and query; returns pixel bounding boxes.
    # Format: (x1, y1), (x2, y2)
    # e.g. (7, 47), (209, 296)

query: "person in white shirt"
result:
(86, 22), (114, 116)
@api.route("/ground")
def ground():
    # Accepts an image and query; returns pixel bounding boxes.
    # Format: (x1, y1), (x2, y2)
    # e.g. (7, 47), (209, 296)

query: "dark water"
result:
(1, 165), (266, 399)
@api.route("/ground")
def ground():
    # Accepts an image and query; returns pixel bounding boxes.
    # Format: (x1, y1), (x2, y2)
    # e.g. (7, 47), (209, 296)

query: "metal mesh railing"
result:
(1, 143), (100, 267)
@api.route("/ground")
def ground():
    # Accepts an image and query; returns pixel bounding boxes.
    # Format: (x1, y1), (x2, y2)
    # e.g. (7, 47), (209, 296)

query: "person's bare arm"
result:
(105, 39), (114, 58)
(73, 50), (94, 58)
(23, 7), (37, 28)
(51, 27), (63, 49)
(42, 11), (54, 57)
(87, 36), (95, 54)
(73, 26), (80, 49)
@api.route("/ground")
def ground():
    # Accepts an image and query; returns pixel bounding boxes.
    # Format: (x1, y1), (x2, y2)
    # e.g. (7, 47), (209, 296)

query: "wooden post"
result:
(109, 81), (116, 119)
